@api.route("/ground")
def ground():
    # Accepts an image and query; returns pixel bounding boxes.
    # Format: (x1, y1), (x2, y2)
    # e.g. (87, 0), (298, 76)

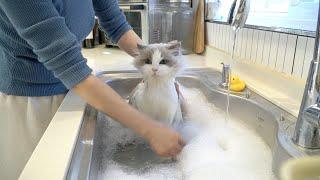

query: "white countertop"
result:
(83, 46), (208, 73)
(19, 45), (305, 180)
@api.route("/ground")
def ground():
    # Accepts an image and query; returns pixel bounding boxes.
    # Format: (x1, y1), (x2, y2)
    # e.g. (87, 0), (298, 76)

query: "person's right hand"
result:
(73, 75), (186, 157)
(145, 123), (186, 157)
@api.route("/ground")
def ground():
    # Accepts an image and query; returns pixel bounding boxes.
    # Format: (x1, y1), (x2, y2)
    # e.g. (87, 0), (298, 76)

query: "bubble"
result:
(97, 88), (276, 180)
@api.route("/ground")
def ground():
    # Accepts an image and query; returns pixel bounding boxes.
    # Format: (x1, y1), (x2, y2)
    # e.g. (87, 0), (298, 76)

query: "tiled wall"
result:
(206, 22), (316, 79)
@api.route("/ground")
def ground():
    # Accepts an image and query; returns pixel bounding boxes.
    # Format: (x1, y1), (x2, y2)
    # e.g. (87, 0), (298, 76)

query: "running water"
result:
(97, 87), (276, 180)
(225, 28), (239, 125)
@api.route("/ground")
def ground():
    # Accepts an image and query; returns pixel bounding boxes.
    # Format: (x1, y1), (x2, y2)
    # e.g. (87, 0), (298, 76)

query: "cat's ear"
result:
(167, 40), (181, 56)
(137, 43), (147, 50)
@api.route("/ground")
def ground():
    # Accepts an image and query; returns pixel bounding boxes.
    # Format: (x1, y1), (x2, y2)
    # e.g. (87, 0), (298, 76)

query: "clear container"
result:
(149, 3), (194, 54)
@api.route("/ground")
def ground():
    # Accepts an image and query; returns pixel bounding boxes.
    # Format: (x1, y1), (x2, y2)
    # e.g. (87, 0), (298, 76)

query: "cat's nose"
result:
(152, 68), (158, 72)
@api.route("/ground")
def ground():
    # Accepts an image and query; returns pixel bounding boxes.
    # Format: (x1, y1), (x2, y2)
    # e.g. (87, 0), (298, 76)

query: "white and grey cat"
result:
(129, 40), (186, 128)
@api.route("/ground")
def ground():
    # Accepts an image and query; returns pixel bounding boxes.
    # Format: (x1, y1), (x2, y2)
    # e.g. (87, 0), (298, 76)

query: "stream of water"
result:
(225, 28), (239, 125)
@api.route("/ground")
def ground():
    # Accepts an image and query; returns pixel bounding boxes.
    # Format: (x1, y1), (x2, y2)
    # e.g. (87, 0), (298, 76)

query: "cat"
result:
(129, 40), (186, 128)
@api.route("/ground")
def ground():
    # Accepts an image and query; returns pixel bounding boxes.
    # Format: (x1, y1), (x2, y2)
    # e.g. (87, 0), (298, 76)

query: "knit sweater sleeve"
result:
(93, 0), (132, 43)
(0, 0), (92, 89)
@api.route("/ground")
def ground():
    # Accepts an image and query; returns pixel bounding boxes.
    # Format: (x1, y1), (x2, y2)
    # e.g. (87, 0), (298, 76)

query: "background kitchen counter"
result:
(19, 45), (304, 180)
(83, 45), (207, 73)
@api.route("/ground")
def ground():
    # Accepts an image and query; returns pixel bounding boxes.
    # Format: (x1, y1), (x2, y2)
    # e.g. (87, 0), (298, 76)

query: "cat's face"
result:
(134, 41), (185, 80)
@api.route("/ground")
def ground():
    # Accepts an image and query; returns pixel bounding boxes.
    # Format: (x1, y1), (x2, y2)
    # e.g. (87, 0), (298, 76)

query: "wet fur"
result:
(129, 41), (185, 127)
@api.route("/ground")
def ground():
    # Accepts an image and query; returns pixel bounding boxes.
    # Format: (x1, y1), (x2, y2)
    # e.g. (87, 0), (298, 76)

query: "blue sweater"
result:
(0, 0), (131, 96)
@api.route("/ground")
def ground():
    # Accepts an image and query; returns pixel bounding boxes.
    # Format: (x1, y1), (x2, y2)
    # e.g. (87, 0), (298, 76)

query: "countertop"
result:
(83, 46), (208, 73)
(19, 45), (305, 180)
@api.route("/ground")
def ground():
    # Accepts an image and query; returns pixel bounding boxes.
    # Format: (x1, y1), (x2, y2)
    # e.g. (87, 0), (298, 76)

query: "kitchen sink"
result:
(66, 68), (320, 180)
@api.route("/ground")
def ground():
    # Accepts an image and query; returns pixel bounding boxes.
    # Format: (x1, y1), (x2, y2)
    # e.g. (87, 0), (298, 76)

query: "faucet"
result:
(227, 0), (250, 31)
(216, 0), (250, 97)
(220, 63), (231, 88)
(225, 0), (320, 149)
(219, 0), (249, 87)
(220, 0), (250, 89)
(292, 1), (320, 149)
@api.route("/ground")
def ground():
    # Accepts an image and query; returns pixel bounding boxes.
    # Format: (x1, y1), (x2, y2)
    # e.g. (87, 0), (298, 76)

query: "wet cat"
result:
(129, 40), (186, 128)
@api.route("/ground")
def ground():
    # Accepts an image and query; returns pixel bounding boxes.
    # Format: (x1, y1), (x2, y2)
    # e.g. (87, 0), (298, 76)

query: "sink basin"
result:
(66, 68), (320, 180)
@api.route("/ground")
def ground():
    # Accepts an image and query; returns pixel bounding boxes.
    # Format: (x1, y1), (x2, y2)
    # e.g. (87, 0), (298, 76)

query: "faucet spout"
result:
(227, 0), (250, 30)
(292, 1), (320, 149)
(220, 63), (231, 88)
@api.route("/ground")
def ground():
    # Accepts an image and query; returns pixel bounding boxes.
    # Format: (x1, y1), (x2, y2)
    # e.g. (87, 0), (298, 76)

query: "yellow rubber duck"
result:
(230, 76), (246, 92)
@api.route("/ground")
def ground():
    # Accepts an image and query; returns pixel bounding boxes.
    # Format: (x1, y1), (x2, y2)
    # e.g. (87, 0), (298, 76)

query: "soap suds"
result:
(97, 87), (276, 180)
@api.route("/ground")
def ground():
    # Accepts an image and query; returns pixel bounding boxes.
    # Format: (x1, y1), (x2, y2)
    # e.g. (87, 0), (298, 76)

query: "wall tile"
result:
(229, 28), (237, 57)
(206, 23), (213, 45)
(240, 28), (248, 60)
(205, 22), (315, 80)
(275, 33), (288, 72)
(218, 24), (223, 49)
(302, 37), (316, 79)
(262, 31), (273, 66)
(228, 27), (234, 55)
(292, 36), (308, 78)
(256, 30), (266, 65)
(213, 23), (218, 48)
(221, 25), (226, 51)
(235, 28), (243, 58)
(245, 29), (254, 61)
(212, 23), (218, 47)
(268, 32), (280, 69)
(225, 25), (230, 52)
(283, 35), (297, 74)
(250, 30), (260, 63)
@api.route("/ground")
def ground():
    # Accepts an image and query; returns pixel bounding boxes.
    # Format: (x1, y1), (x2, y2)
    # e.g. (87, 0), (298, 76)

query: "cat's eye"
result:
(145, 59), (152, 64)
(160, 59), (169, 65)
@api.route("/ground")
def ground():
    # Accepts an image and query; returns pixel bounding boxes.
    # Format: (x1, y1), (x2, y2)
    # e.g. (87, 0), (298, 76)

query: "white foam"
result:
(98, 161), (182, 180)
(98, 88), (276, 180)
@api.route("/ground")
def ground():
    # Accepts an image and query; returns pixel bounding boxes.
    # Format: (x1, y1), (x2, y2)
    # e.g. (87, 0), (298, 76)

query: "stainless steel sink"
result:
(66, 68), (320, 180)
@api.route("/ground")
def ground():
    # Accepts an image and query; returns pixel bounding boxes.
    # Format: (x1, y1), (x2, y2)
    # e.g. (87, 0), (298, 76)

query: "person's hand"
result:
(145, 123), (186, 157)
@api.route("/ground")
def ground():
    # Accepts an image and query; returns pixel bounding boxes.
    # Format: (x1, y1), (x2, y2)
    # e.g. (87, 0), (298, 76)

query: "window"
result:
(205, 0), (319, 32)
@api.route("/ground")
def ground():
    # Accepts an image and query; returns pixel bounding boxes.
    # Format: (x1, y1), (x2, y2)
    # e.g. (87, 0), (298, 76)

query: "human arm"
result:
(0, 0), (185, 157)
(92, 0), (143, 56)
(73, 75), (186, 156)
(117, 29), (143, 57)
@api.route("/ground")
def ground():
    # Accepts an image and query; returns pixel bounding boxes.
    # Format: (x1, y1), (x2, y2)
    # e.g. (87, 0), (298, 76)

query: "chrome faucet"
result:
(219, 0), (250, 87)
(220, 63), (231, 88)
(220, 0), (250, 88)
(220, 0), (251, 98)
(227, 0), (250, 31)
(225, 0), (320, 149)
(292, 1), (320, 149)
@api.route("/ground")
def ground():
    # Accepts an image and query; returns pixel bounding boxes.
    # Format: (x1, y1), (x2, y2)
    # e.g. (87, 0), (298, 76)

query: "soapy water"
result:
(97, 87), (276, 180)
